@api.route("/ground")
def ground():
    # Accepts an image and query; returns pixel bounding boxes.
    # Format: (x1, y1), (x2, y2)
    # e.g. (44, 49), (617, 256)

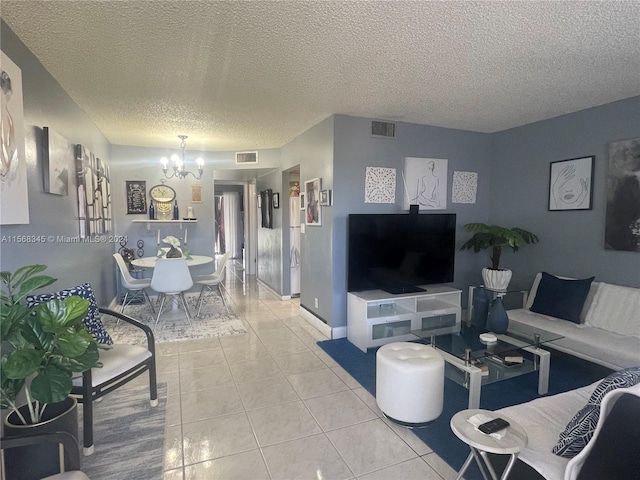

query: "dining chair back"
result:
(192, 251), (232, 317)
(150, 258), (194, 327)
(113, 253), (155, 316)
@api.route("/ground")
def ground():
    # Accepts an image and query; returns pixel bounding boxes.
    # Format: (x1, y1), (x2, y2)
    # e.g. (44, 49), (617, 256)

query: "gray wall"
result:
(281, 116), (335, 321)
(0, 20), (115, 304)
(490, 96), (640, 288)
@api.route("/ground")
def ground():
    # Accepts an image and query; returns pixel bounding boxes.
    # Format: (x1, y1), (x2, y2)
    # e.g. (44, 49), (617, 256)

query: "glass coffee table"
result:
(412, 324), (563, 409)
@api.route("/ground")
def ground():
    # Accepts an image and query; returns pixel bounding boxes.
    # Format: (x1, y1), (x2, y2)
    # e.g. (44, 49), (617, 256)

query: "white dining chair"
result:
(193, 251), (232, 317)
(113, 253), (155, 316)
(150, 258), (193, 327)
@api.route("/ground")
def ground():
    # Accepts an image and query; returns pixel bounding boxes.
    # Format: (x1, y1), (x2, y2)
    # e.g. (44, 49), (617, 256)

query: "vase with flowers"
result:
(156, 235), (191, 260)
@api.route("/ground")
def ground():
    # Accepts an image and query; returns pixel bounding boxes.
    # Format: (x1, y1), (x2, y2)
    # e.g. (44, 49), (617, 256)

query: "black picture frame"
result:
(548, 156), (594, 211)
(126, 180), (147, 214)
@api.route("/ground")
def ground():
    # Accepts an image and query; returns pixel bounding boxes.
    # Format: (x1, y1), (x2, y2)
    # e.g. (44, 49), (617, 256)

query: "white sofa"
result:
(507, 273), (640, 370)
(498, 380), (640, 480)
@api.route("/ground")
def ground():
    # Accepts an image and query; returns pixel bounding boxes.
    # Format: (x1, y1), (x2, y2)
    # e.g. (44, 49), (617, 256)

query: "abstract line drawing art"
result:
(452, 171), (478, 204)
(403, 157), (448, 210)
(548, 156), (593, 211)
(1, 50), (29, 225)
(365, 166), (396, 203)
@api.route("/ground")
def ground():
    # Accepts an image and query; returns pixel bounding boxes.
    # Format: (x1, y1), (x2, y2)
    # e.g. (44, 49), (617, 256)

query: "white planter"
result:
(482, 268), (512, 292)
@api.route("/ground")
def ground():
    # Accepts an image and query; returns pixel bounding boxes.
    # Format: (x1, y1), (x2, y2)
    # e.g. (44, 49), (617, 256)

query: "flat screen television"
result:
(347, 213), (456, 293)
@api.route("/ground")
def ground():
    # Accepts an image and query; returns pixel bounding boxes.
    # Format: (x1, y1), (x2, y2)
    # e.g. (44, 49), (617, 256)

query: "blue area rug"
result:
(317, 336), (612, 479)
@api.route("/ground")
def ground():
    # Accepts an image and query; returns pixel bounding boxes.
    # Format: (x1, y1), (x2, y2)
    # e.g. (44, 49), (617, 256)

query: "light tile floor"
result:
(139, 260), (461, 479)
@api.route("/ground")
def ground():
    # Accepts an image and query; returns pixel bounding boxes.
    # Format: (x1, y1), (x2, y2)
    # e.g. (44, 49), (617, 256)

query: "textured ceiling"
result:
(2, 1), (639, 152)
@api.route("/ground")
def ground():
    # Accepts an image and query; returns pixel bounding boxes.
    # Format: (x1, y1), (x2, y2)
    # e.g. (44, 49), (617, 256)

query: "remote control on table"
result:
(478, 417), (510, 434)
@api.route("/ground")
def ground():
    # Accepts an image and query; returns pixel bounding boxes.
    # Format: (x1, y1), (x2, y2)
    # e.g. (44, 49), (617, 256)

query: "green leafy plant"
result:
(460, 223), (539, 270)
(1, 265), (101, 424)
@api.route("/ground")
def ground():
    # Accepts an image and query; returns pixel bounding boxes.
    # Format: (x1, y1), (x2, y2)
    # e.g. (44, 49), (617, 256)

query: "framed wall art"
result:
(319, 189), (332, 206)
(126, 180), (147, 214)
(548, 156), (594, 211)
(42, 126), (70, 195)
(604, 137), (640, 251)
(402, 157), (448, 210)
(304, 178), (321, 225)
(1, 50), (29, 224)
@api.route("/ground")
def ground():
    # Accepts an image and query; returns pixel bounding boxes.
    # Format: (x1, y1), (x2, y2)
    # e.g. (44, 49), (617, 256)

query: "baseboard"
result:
(256, 278), (290, 300)
(299, 307), (347, 339)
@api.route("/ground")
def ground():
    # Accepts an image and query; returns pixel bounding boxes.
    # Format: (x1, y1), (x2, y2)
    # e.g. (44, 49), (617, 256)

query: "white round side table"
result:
(450, 409), (528, 480)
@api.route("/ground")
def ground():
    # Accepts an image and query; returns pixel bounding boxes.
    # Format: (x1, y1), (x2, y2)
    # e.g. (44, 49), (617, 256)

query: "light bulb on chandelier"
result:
(160, 135), (204, 180)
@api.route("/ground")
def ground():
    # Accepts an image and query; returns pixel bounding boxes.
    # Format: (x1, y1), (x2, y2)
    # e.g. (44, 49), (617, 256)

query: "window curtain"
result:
(222, 192), (242, 258)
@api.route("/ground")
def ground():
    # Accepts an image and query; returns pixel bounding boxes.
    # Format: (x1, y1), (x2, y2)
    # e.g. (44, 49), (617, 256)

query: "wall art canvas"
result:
(605, 137), (640, 252)
(304, 177), (321, 226)
(1, 50), (29, 224)
(452, 171), (478, 204)
(364, 166), (396, 203)
(75, 145), (112, 238)
(42, 126), (70, 195)
(402, 157), (448, 210)
(548, 156), (594, 211)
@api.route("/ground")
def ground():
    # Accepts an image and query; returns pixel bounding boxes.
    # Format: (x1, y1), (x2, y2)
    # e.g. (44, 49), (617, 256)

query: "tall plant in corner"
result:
(0, 265), (101, 424)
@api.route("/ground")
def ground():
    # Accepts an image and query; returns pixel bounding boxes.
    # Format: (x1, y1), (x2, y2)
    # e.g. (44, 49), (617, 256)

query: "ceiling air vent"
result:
(235, 151), (258, 165)
(371, 120), (396, 138)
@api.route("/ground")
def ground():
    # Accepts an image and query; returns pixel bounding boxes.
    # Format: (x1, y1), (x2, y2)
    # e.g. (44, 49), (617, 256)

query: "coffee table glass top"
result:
(412, 324), (563, 362)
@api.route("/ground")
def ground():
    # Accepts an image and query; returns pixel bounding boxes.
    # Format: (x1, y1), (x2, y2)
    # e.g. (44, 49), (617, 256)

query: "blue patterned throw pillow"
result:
(553, 366), (640, 457)
(27, 283), (113, 345)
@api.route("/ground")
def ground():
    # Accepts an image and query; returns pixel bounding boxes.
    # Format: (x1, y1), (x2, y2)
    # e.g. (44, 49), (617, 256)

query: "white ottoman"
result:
(376, 342), (444, 425)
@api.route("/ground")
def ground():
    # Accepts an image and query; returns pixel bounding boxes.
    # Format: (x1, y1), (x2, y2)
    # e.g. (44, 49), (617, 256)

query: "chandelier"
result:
(160, 135), (204, 180)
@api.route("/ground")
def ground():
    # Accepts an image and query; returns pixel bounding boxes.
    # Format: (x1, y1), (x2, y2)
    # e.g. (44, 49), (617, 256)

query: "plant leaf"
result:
(1, 303), (30, 341)
(12, 275), (57, 304)
(30, 364), (72, 404)
(62, 296), (89, 325)
(35, 299), (68, 333)
(20, 314), (54, 351)
(58, 331), (91, 358)
(4, 349), (44, 379)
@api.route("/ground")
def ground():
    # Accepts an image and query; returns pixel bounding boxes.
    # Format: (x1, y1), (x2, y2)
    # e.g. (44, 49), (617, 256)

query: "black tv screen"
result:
(347, 213), (456, 293)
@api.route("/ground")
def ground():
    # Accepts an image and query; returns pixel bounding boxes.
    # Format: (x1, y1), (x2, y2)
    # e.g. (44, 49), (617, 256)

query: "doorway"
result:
(214, 187), (244, 264)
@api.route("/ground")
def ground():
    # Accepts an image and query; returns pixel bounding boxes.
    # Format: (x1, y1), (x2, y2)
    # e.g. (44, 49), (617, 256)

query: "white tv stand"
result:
(347, 286), (462, 353)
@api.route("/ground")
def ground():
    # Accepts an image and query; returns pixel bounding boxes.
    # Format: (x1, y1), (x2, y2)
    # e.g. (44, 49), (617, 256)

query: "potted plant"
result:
(1, 265), (101, 476)
(460, 223), (539, 290)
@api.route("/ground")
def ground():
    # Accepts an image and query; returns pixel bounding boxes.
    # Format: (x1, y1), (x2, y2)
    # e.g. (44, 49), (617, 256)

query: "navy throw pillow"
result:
(530, 272), (595, 323)
(27, 283), (113, 345)
(553, 366), (640, 458)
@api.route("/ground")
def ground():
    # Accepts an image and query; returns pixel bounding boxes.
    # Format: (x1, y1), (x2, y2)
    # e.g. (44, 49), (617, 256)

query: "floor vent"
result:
(235, 151), (258, 164)
(371, 120), (396, 138)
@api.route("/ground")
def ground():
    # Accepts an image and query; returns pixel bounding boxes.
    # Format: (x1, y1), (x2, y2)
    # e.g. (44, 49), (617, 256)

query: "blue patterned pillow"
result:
(553, 366), (640, 457)
(27, 283), (113, 345)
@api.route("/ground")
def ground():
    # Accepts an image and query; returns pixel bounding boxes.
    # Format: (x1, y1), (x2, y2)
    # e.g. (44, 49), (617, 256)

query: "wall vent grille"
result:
(235, 151), (258, 164)
(371, 120), (396, 138)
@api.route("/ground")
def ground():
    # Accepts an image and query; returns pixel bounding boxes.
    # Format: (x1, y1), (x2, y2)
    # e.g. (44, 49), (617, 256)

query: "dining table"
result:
(131, 255), (214, 268)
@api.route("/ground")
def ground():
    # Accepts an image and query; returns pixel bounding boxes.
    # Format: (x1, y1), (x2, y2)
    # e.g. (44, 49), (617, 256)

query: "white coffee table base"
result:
(450, 409), (527, 480)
